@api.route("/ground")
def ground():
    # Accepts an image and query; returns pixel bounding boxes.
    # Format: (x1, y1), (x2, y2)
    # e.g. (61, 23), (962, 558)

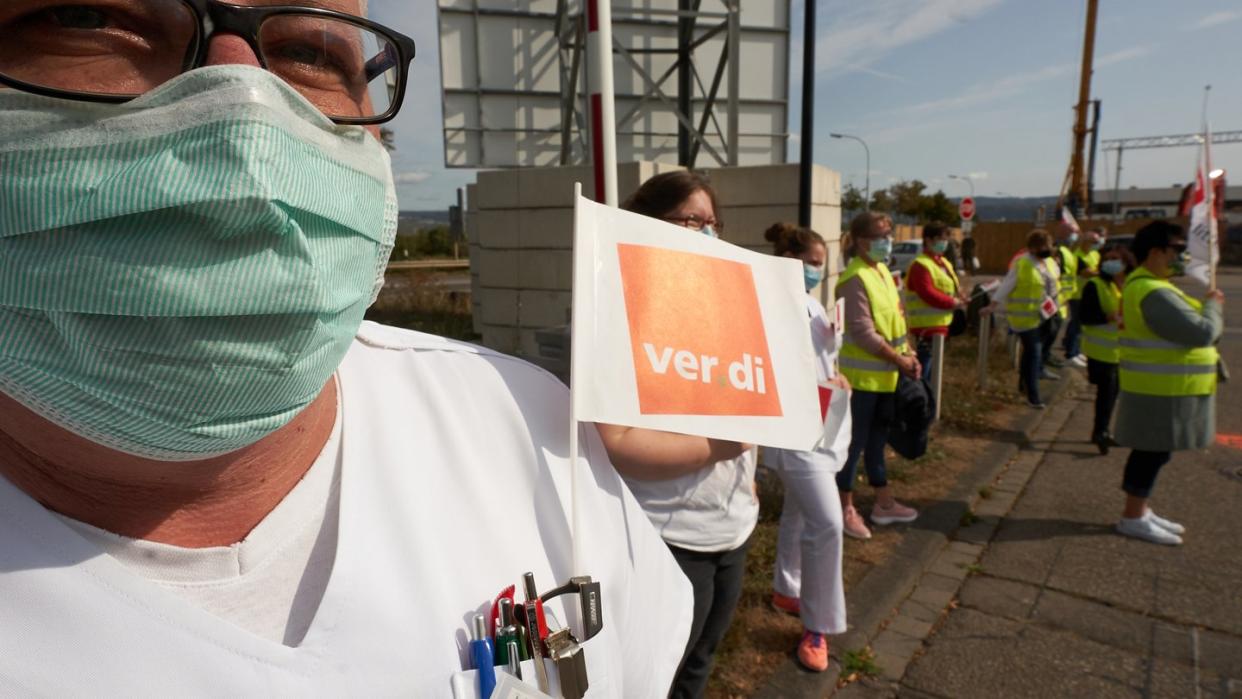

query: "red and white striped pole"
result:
(586, 0), (618, 206)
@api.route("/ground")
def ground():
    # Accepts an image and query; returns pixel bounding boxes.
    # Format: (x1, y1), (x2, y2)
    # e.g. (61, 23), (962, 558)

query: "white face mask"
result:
(0, 66), (398, 460)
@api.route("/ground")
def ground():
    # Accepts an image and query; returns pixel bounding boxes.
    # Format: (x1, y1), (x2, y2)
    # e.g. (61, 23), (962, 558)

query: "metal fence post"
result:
(932, 334), (946, 422)
(978, 313), (991, 390)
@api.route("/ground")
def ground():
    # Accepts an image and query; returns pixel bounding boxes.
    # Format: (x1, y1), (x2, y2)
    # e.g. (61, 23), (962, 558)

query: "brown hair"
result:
(1026, 229), (1052, 250)
(922, 221), (949, 240)
(764, 222), (825, 257)
(846, 211), (893, 254)
(622, 170), (721, 222)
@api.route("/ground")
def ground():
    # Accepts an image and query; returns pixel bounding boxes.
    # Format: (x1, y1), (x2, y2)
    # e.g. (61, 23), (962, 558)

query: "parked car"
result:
(889, 239), (923, 274)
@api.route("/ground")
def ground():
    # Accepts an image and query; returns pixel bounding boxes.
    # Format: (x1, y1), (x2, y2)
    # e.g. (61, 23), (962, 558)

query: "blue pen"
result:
(471, 614), (496, 698)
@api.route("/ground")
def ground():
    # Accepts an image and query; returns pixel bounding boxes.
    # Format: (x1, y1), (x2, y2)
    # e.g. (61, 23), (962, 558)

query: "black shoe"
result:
(1092, 431), (1109, 455)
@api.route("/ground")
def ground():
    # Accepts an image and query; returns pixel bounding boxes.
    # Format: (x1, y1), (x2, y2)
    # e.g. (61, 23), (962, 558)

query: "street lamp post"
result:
(830, 133), (870, 210)
(947, 174), (975, 198)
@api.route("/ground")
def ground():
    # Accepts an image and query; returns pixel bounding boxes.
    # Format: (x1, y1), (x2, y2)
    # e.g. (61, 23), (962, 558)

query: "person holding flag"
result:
(763, 222), (851, 673)
(835, 212), (921, 539)
(594, 170), (757, 698)
(1113, 222), (1224, 545)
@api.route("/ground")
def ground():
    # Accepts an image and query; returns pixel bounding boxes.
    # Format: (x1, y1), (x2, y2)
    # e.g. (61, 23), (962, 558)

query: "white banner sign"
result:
(570, 194), (822, 451)
(1186, 128), (1219, 287)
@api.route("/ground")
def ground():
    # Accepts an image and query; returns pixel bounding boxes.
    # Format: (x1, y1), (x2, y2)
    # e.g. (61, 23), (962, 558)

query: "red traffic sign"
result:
(959, 197), (976, 221)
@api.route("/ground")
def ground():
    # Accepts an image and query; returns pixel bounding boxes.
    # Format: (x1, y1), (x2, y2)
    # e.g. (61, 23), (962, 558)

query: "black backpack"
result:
(887, 375), (937, 460)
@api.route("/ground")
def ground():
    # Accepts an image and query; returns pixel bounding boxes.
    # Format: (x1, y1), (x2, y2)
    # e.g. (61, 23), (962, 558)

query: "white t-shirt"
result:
(0, 322), (693, 697)
(53, 395), (343, 647)
(623, 449), (758, 554)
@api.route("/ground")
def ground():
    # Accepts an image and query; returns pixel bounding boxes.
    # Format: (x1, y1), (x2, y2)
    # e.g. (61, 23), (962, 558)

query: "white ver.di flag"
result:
(570, 193), (825, 452)
(1186, 126), (1219, 287)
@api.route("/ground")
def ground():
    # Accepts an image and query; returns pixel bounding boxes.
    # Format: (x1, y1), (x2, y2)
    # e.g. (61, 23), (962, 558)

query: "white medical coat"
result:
(0, 322), (693, 697)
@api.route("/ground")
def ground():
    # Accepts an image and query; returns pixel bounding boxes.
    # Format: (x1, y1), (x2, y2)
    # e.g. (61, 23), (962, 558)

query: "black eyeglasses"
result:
(0, 0), (417, 124)
(663, 215), (724, 233)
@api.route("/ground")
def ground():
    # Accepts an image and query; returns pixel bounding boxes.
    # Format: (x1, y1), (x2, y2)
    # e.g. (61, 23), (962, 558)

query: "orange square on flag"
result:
(617, 243), (782, 416)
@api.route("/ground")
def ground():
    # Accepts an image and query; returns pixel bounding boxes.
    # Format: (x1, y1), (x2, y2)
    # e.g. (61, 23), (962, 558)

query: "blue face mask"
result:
(803, 264), (824, 292)
(0, 67), (397, 460)
(929, 240), (949, 255)
(1066, 233), (1080, 246)
(701, 224), (718, 239)
(868, 238), (893, 262)
(1100, 259), (1124, 277)
(1091, 238), (1105, 250)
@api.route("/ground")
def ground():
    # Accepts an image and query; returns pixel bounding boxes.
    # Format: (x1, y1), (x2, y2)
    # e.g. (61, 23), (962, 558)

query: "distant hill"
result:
(397, 210), (451, 236)
(972, 196), (1061, 223)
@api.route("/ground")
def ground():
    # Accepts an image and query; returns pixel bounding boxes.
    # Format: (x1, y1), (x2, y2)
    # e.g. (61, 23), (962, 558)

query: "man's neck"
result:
(0, 382), (337, 548)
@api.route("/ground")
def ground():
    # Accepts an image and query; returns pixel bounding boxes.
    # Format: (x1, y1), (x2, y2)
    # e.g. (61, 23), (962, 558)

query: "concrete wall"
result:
(469, 162), (843, 357)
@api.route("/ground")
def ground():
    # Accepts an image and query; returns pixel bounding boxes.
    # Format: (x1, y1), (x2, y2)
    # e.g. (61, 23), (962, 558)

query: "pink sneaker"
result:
(797, 631), (830, 672)
(771, 592), (801, 616)
(871, 500), (919, 525)
(843, 506), (872, 540)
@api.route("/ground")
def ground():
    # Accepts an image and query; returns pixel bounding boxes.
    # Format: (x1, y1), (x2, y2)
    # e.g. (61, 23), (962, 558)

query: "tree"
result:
(841, 183), (867, 212)
(870, 188), (895, 213)
(889, 179), (928, 220)
(919, 190), (961, 224)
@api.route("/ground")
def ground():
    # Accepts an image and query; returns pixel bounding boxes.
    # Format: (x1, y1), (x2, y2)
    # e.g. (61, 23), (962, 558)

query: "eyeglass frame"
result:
(0, 0), (418, 125)
(663, 214), (724, 233)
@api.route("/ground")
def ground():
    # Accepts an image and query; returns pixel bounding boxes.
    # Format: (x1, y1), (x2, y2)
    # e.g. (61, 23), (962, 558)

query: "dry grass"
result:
(706, 331), (1021, 697)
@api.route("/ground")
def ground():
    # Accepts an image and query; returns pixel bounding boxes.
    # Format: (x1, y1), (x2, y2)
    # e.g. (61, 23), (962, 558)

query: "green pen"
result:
(496, 624), (520, 665)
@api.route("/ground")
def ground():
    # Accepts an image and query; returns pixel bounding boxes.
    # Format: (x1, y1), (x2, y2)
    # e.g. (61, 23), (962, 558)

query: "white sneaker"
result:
(1145, 509), (1186, 535)
(1117, 516), (1183, 546)
(1068, 355), (1088, 368)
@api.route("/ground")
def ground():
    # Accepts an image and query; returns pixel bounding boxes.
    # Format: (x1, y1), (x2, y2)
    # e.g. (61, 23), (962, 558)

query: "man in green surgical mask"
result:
(0, 2), (692, 693)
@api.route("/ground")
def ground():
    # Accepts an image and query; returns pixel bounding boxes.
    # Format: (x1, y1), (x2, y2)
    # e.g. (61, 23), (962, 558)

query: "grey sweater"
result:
(1114, 289), (1222, 452)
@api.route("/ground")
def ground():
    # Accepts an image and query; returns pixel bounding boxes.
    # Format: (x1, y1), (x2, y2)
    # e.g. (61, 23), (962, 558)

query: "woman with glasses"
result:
(597, 170), (754, 698)
(1112, 222), (1224, 545)
(834, 212), (921, 541)
(0, 3), (694, 694)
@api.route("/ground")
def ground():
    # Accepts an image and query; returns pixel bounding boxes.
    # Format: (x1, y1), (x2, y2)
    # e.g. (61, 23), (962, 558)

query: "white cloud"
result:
(869, 46), (1149, 118)
(1187, 10), (1242, 30)
(394, 171), (432, 184)
(815, 0), (1003, 78)
(969, 171), (990, 180)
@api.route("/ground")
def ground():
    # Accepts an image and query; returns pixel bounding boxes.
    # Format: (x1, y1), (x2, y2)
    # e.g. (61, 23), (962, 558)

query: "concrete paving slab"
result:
(1151, 623), (1242, 679)
(897, 598), (946, 625)
(947, 541), (985, 558)
(872, 630), (924, 682)
(903, 608), (1146, 699)
(1030, 588), (1155, 657)
(885, 614), (934, 640)
(957, 576), (1039, 620)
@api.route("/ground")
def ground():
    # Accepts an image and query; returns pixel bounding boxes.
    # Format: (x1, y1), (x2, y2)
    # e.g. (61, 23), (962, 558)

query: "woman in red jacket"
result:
(903, 222), (968, 380)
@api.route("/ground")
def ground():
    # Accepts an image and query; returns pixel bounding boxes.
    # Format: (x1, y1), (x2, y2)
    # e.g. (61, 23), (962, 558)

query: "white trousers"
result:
(771, 455), (847, 635)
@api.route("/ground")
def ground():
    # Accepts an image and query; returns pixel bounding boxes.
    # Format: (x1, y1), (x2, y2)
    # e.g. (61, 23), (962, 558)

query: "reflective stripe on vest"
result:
(1081, 276), (1121, 364)
(837, 257), (907, 393)
(1118, 268), (1218, 397)
(903, 254), (959, 329)
(1004, 257), (1044, 331)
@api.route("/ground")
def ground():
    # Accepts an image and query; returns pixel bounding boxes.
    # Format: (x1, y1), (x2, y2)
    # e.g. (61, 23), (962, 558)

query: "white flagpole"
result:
(1201, 85), (1217, 291)
(569, 184), (584, 576)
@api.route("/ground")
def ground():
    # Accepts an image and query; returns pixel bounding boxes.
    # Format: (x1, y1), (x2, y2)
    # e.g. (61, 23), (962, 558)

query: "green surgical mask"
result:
(0, 66), (397, 461)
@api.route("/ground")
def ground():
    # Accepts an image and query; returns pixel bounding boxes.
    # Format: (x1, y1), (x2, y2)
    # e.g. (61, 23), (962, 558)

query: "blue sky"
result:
(372, 0), (1242, 210)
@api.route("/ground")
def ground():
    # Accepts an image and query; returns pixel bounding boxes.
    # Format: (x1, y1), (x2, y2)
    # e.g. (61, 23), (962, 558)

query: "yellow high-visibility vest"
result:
(1004, 256), (1045, 332)
(1118, 268), (1218, 396)
(903, 254), (960, 329)
(1056, 246), (1077, 318)
(837, 257), (907, 392)
(1081, 276), (1121, 364)
(1072, 248), (1100, 299)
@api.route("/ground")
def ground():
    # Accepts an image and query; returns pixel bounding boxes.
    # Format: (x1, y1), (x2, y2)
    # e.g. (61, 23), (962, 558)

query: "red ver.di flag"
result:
(570, 194), (823, 452)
